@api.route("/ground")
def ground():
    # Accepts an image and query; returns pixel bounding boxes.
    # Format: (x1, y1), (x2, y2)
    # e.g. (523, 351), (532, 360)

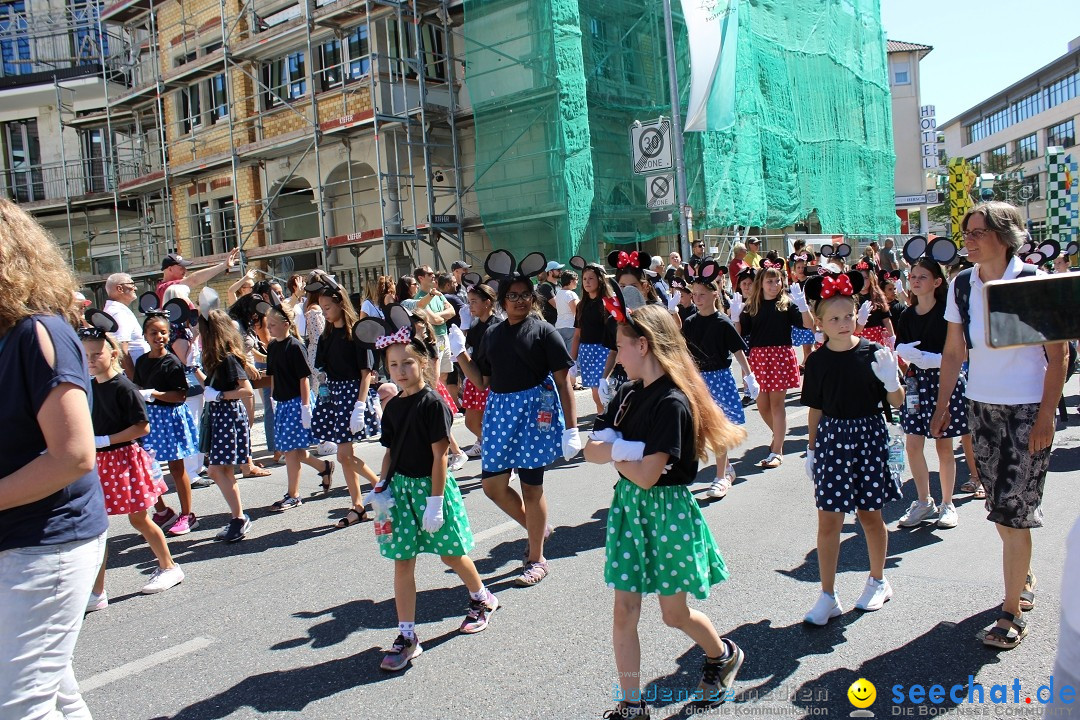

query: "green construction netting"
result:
(462, 0), (898, 261)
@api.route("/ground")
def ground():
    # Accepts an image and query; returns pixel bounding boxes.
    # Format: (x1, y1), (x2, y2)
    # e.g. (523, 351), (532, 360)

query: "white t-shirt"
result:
(554, 288), (577, 330)
(103, 299), (150, 361)
(360, 299), (383, 319)
(943, 256), (1047, 405)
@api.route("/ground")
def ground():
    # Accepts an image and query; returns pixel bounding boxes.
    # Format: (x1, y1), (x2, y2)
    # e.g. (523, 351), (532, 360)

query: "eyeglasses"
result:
(613, 389), (633, 426)
(962, 228), (992, 240)
(505, 291), (534, 302)
(117, 283), (136, 291)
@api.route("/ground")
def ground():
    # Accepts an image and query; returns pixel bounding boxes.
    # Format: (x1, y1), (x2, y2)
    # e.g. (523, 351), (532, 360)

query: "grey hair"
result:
(962, 201), (1026, 258)
(105, 273), (133, 294)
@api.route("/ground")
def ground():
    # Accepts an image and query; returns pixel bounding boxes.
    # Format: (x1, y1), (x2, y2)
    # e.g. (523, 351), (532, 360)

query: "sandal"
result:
(335, 507), (368, 528)
(1020, 573), (1037, 612)
(758, 453), (783, 469)
(959, 479), (979, 493)
(973, 480), (986, 500)
(982, 610), (1027, 650)
(242, 465), (272, 478)
(516, 560), (549, 587)
(318, 460), (335, 493)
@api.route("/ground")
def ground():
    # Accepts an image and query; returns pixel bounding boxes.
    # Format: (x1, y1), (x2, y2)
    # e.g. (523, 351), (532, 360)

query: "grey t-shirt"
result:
(878, 248), (899, 272)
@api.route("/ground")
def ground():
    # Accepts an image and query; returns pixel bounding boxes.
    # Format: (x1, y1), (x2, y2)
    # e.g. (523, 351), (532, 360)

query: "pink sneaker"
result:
(152, 507), (177, 529)
(168, 513), (199, 535)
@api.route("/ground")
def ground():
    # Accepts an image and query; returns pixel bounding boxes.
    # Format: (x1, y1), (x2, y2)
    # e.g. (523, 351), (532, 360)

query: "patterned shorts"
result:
(969, 401), (1051, 529)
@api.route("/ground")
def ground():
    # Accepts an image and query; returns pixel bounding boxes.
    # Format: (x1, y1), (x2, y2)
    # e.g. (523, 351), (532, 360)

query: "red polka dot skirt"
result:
(96, 443), (168, 516)
(748, 345), (801, 392)
(436, 381), (459, 414)
(856, 325), (890, 345)
(461, 378), (489, 412)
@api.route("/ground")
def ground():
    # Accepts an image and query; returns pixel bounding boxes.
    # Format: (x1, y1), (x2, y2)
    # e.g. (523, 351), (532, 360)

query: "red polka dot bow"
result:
(820, 274), (854, 298)
(375, 325), (412, 349)
(615, 250), (640, 269)
(603, 296), (626, 322)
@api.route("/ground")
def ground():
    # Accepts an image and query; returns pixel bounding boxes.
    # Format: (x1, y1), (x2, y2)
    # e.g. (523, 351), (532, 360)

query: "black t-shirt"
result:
(267, 336), (312, 402)
(681, 312), (748, 371)
(133, 352), (187, 407)
(677, 304), (698, 323)
(380, 385), (452, 478)
(315, 324), (373, 381)
(445, 293), (465, 328)
(894, 301), (948, 354)
(208, 354), (246, 392)
(888, 300), (906, 327)
(576, 297), (615, 347)
(801, 338), (887, 419)
(738, 298), (805, 348)
(466, 315), (501, 352)
(475, 315), (573, 393)
(0, 315), (108, 551)
(593, 375), (697, 487)
(864, 306), (890, 329)
(91, 374), (148, 450)
(536, 281), (558, 325)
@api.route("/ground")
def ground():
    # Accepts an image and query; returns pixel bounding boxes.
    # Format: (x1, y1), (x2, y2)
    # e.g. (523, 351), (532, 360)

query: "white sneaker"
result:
(804, 591), (843, 626)
(854, 576), (893, 611)
(463, 442), (482, 458)
(706, 477), (730, 498)
(86, 591), (108, 613)
(141, 565), (185, 594)
(935, 503), (958, 529)
(448, 452), (467, 472)
(317, 442), (337, 456)
(897, 499), (937, 527)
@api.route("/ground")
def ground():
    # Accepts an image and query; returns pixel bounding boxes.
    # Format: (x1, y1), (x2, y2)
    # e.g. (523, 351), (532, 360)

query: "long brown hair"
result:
(0, 198), (81, 334)
(745, 267), (791, 316)
(619, 306), (745, 460)
(320, 290), (359, 339)
(859, 270), (889, 313)
(576, 264), (613, 325)
(200, 309), (257, 379)
(908, 258), (948, 308)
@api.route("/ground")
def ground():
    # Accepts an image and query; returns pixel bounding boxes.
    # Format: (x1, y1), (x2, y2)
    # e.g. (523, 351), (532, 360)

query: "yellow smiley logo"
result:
(848, 678), (876, 709)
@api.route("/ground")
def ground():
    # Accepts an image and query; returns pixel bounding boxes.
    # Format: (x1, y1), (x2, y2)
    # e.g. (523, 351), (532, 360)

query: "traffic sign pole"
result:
(663, 0), (691, 260)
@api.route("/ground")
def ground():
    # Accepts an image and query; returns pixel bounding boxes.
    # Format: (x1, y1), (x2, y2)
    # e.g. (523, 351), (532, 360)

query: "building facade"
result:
(887, 39), (934, 234)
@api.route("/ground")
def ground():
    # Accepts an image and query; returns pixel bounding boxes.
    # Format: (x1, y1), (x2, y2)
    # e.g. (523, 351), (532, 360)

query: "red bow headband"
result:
(603, 296), (625, 322)
(854, 259), (871, 272)
(615, 250), (640, 270)
(375, 325), (412, 349)
(819, 274), (854, 298)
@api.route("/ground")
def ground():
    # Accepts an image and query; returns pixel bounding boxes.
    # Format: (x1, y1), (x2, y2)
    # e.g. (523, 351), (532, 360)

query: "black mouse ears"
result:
(139, 290), (192, 325)
(877, 269), (902, 284)
(1066, 240), (1079, 257)
(139, 291), (160, 313)
(602, 278), (643, 332)
(803, 270), (865, 303)
(460, 271), (483, 289)
(569, 255), (587, 271)
(352, 303), (413, 348)
(686, 259), (724, 286)
(78, 308), (119, 339)
(305, 271), (343, 296)
(607, 249), (651, 273)
(1019, 238), (1061, 265)
(903, 235), (959, 266)
(818, 243), (852, 259)
(484, 250), (547, 281)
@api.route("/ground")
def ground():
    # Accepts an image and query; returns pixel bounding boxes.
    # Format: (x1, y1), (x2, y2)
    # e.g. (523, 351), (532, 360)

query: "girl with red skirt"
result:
(853, 259), (895, 346)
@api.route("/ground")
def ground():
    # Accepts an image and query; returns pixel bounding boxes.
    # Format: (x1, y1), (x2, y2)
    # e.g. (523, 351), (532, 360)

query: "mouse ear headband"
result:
(877, 269), (902, 284)
(1065, 240), (1079, 257)
(818, 243), (852, 259)
(607, 249), (651, 275)
(305, 271), (344, 299)
(1018, 238), (1060, 265)
(569, 255), (587, 271)
(78, 308), (119, 339)
(484, 249), (547, 283)
(353, 303), (414, 348)
(602, 278), (643, 332)
(460, 271), (483, 289)
(689, 260), (724, 289)
(736, 266), (757, 284)
(803, 270), (865, 303)
(903, 235), (959, 266)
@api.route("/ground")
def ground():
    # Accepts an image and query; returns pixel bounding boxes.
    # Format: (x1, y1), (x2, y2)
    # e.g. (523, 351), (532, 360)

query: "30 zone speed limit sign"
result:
(630, 118), (673, 175)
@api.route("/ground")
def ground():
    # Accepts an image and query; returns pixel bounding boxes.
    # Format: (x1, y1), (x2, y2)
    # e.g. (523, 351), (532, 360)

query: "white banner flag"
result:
(683, 0), (739, 133)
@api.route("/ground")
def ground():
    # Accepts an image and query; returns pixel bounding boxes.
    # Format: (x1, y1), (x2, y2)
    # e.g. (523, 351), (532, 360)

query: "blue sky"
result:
(880, 0), (1080, 124)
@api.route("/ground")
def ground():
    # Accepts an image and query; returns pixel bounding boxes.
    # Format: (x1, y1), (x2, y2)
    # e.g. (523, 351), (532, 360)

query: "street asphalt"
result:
(73, 382), (1080, 720)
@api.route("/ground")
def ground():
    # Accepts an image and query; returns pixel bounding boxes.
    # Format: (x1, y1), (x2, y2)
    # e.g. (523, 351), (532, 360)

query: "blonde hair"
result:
(0, 198), (81, 335)
(81, 334), (123, 374)
(745, 267), (791, 317)
(619, 306), (745, 460)
(266, 301), (300, 339)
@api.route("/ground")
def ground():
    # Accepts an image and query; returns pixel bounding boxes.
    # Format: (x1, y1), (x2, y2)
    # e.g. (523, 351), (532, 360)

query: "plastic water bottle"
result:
(146, 447), (164, 484)
(370, 488), (395, 545)
(904, 372), (919, 415)
(317, 372), (330, 401)
(887, 423), (905, 488)
(537, 390), (555, 432)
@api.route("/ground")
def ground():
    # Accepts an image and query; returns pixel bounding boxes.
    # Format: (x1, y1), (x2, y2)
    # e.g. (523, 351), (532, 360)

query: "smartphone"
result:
(984, 272), (1080, 348)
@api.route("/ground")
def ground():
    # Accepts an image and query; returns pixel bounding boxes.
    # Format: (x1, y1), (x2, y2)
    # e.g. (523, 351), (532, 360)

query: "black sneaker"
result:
(216, 514), (251, 542)
(695, 638), (744, 705)
(603, 703), (650, 719)
(741, 395), (754, 407)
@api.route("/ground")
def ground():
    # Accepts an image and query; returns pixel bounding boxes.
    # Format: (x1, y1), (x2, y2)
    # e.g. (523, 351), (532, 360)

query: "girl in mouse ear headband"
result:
(309, 274), (382, 529)
(80, 307), (186, 598)
(353, 305), (498, 671)
(800, 269), (905, 624)
(572, 261), (619, 415)
(852, 258), (895, 346)
(454, 249), (580, 588)
(610, 250), (663, 310)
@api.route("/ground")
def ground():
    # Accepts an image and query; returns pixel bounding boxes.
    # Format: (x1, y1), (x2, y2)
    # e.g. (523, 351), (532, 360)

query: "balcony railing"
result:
(1, 155), (160, 203)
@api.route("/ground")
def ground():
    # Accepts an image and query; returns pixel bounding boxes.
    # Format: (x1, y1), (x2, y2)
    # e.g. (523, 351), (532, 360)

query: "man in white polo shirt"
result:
(103, 273), (150, 378)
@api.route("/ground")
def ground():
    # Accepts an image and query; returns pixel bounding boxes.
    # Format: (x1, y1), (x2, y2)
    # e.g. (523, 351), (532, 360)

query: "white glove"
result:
(729, 292), (744, 319)
(94, 435), (111, 449)
(667, 291), (680, 313)
(589, 427), (622, 444)
(139, 388), (155, 402)
(448, 324), (467, 360)
(363, 481), (394, 510)
(744, 373), (760, 401)
(805, 448), (815, 481)
(598, 377), (618, 407)
(814, 331), (825, 345)
(349, 401), (367, 435)
(422, 496), (445, 533)
(871, 347), (901, 392)
(300, 404), (312, 429)
(909, 350), (942, 370)
(561, 427), (582, 461)
(611, 438), (646, 463)
(270, 398), (277, 413)
(202, 386), (221, 403)
(894, 341), (922, 363)
(789, 283), (809, 313)
(857, 300), (871, 326)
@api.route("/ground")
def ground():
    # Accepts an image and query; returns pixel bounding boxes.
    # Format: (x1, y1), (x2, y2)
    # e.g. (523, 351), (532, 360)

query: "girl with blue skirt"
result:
(789, 254), (817, 367)
(571, 263), (617, 414)
(584, 304), (747, 718)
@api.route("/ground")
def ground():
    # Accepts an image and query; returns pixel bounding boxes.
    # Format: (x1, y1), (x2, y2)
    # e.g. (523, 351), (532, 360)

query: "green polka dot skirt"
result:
(378, 473), (475, 561)
(605, 478), (728, 599)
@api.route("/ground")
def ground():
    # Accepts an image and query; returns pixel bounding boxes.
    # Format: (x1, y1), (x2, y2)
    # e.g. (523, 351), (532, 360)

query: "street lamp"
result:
(979, 173), (996, 201)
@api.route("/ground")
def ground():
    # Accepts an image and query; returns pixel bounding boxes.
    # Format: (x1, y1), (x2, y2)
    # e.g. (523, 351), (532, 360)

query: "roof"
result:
(886, 39), (933, 56)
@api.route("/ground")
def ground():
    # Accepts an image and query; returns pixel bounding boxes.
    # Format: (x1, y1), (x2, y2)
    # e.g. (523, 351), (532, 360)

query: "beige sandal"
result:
(758, 453), (783, 469)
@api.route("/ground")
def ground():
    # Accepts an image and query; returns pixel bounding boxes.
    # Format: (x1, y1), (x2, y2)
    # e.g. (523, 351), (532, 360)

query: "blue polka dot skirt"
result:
(605, 478), (728, 599)
(312, 379), (380, 444)
(791, 326), (816, 346)
(273, 395), (315, 452)
(702, 369), (745, 425)
(812, 414), (900, 513)
(577, 342), (609, 388)
(481, 378), (564, 473)
(378, 473), (475, 561)
(142, 402), (199, 462)
(899, 367), (969, 439)
(207, 399), (250, 467)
